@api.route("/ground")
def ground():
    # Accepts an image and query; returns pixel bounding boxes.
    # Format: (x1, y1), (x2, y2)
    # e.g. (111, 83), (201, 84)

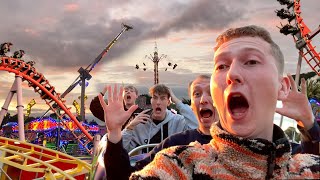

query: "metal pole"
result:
(92, 134), (101, 158)
(0, 89), (15, 125)
(80, 77), (86, 122)
(279, 114), (284, 128)
(56, 118), (60, 151)
(15, 76), (25, 141)
(294, 52), (303, 85)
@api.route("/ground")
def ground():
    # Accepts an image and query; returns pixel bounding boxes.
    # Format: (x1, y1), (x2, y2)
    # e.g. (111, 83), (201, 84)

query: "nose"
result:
(200, 92), (210, 105)
(226, 62), (243, 85)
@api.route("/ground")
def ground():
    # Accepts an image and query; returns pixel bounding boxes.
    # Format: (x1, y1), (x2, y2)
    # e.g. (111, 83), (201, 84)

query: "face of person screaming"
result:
(211, 37), (287, 140)
(190, 77), (217, 135)
(123, 87), (138, 108)
(151, 93), (170, 121)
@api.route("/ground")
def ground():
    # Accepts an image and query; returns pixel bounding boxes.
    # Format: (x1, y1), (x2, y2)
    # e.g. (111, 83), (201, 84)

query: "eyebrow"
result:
(214, 47), (265, 62)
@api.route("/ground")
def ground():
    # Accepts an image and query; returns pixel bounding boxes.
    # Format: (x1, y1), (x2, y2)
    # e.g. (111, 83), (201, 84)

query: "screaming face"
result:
(190, 77), (217, 134)
(211, 37), (285, 140)
(151, 93), (170, 121)
(123, 88), (138, 108)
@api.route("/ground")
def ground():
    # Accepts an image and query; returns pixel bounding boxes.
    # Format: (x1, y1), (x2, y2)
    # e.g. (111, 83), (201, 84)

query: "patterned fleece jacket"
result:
(131, 123), (320, 180)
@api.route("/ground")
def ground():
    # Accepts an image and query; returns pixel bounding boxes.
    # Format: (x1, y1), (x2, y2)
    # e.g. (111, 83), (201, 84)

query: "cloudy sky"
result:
(0, 0), (319, 128)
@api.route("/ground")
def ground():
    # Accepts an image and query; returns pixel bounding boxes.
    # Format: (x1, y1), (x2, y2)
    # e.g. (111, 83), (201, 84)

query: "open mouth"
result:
(155, 107), (161, 112)
(200, 109), (213, 118)
(228, 93), (249, 117)
(126, 95), (131, 100)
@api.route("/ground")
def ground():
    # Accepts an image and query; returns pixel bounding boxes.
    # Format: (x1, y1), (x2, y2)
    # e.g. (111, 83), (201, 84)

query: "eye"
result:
(245, 60), (258, 65)
(215, 64), (229, 70)
(193, 91), (201, 97)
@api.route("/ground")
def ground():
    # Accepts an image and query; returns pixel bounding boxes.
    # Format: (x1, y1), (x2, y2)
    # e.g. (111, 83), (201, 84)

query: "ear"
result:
(277, 76), (290, 100)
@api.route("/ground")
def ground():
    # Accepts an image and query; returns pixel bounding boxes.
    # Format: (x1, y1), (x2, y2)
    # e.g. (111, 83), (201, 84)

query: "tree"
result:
(284, 126), (301, 142)
(292, 71), (317, 84)
(305, 79), (320, 100)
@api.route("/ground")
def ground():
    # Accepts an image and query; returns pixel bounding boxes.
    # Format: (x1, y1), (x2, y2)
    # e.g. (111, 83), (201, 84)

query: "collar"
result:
(210, 122), (291, 157)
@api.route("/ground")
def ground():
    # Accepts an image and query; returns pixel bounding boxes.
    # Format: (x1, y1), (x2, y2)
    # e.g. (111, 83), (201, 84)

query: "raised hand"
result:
(168, 87), (180, 104)
(98, 84), (138, 143)
(275, 74), (314, 129)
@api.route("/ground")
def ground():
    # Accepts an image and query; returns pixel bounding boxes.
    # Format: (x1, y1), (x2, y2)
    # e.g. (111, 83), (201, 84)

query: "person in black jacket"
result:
(92, 85), (144, 179)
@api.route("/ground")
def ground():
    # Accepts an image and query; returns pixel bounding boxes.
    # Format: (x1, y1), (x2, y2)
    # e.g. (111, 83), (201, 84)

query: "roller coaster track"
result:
(0, 136), (90, 179)
(293, 0), (320, 75)
(0, 56), (94, 154)
(277, 0), (320, 75)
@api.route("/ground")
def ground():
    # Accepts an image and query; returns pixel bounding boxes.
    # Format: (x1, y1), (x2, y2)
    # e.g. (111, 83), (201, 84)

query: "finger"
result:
(300, 78), (306, 94)
(119, 86), (124, 102)
(103, 85), (108, 94)
(142, 117), (151, 122)
(113, 84), (118, 101)
(139, 118), (149, 123)
(141, 109), (152, 114)
(98, 94), (107, 111)
(275, 107), (284, 116)
(107, 85), (112, 102)
(287, 73), (297, 92)
(138, 114), (151, 119)
(139, 120), (146, 124)
(127, 105), (139, 116)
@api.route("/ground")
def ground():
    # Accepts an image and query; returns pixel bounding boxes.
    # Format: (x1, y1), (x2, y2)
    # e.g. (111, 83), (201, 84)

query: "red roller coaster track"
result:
(0, 57), (93, 154)
(286, 0), (320, 75)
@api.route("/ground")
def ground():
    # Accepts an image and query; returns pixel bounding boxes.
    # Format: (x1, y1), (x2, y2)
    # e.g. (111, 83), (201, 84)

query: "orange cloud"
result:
(64, 3), (80, 12)
(168, 37), (185, 43)
(24, 28), (40, 36)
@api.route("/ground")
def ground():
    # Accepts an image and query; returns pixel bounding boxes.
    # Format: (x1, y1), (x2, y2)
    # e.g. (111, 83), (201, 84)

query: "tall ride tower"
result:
(135, 42), (177, 84)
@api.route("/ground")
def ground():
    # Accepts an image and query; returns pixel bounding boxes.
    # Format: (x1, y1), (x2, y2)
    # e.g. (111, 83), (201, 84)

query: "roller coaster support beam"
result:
(0, 75), (25, 141)
(294, 52), (303, 85)
(78, 67), (92, 121)
(308, 25), (320, 40)
(40, 23), (133, 119)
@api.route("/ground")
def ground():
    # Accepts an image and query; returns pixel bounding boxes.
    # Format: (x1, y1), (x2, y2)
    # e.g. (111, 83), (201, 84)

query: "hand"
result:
(101, 85), (108, 95)
(276, 74), (314, 129)
(169, 88), (180, 104)
(98, 84), (138, 143)
(126, 109), (151, 130)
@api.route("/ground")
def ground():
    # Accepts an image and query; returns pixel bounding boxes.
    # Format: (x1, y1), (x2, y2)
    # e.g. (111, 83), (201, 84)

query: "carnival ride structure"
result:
(276, 0), (320, 77)
(0, 24), (132, 179)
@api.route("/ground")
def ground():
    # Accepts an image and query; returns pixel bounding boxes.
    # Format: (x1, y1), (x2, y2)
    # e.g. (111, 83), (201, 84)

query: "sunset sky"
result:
(0, 0), (319, 129)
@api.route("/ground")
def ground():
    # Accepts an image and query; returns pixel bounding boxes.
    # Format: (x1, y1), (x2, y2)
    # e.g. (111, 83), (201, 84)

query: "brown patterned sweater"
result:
(130, 123), (320, 179)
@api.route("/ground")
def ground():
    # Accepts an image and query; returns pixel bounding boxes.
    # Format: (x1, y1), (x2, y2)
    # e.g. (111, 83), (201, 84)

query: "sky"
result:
(0, 0), (319, 129)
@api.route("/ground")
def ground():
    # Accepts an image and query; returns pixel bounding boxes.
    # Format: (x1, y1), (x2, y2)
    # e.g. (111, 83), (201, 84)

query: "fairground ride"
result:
(0, 24), (132, 179)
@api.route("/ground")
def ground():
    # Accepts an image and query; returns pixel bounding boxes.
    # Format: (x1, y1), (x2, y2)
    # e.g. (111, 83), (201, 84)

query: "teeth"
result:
(232, 94), (241, 97)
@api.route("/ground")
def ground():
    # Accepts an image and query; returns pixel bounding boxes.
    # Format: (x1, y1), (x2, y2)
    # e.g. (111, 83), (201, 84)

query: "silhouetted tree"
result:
(284, 126), (301, 142)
